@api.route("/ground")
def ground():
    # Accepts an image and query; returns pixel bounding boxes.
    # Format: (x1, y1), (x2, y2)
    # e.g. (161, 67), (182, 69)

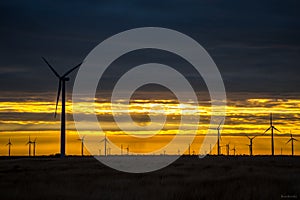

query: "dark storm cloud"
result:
(0, 0), (299, 94)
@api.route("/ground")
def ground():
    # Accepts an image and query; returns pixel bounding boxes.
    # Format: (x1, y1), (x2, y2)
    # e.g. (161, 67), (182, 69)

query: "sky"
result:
(0, 0), (300, 155)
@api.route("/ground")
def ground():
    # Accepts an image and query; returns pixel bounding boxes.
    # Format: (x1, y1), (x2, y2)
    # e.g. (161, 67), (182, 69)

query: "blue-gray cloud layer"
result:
(0, 0), (299, 93)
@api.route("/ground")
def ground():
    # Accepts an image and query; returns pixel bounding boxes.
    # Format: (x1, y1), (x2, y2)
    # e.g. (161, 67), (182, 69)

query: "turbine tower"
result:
(264, 113), (280, 156)
(246, 135), (258, 156)
(286, 131), (298, 156)
(78, 136), (85, 156)
(6, 138), (12, 157)
(42, 57), (82, 158)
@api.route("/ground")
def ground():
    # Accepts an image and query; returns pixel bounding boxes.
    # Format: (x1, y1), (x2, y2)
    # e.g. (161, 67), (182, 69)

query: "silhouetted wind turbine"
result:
(108, 147), (111, 155)
(264, 113), (280, 156)
(26, 136), (33, 157)
(226, 143), (230, 156)
(6, 138), (12, 157)
(126, 145), (129, 155)
(286, 131), (298, 156)
(209, 120), (223, 155)
(100, 133), (110, 156)
(246, 135), (258, 156)
(231, 145), (236, 156)
(32, 138), (37, 156)
(78, 136), (85, 156)
(42, 57), (82, 158)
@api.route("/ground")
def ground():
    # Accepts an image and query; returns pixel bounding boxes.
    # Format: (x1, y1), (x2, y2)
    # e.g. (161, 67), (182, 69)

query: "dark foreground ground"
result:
(0, 156), (299, 200)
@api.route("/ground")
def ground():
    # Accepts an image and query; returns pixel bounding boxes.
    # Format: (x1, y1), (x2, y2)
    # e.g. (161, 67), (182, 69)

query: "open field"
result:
(0, 156), (299, 200)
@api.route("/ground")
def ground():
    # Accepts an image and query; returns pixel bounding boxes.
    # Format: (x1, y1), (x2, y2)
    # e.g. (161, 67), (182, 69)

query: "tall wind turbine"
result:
(42, 57), (82, 158)
(6, 138), (12, 157)
(209, 120), (223, 155)
(286, 131), (298, 156)
(100, 133), (110, 156)
(78, 136), (85, 156)
(26, 137), (33, 157)
(246, 135), (258, 156)
(264, 113), (280, 156)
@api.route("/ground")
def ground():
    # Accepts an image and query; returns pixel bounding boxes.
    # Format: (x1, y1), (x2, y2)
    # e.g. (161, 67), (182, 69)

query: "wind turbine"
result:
(246, 135), (258, 156)
(77, 136), (85, 156)
(286, 131), (298, 156)
(225, 143), (230, 156)
(209, 120), (223, 155)
(126, 145), (129, 155)
(231, 145), (236, 156)
(264, 113), (280, 156)
(6, 138), (12, 157)
(42, 57), (82, 158)
(100, 133), (110, 156)
(32, 138), (37, 156)
(26, 137), (33, 157)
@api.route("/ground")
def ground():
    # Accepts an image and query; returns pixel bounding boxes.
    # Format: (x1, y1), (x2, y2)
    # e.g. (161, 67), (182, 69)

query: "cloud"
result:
(0, 0), (299, 94)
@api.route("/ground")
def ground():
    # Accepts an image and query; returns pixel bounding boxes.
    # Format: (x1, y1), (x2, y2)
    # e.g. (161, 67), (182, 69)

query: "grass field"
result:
(0, 156), (299, 200)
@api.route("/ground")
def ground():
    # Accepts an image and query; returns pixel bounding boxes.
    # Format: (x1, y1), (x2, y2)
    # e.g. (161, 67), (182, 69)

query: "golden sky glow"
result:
(0, 96), (300, 156)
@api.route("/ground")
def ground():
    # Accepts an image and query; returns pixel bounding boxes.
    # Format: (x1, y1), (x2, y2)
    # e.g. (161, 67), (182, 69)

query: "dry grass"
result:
(0, 156), (299, 200)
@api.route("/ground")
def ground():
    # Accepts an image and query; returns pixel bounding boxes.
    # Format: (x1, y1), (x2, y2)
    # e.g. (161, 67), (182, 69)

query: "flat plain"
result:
(0, 156), (299, 200)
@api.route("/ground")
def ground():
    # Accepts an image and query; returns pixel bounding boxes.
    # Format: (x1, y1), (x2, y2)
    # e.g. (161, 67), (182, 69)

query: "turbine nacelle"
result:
(62, 77), (70, 81)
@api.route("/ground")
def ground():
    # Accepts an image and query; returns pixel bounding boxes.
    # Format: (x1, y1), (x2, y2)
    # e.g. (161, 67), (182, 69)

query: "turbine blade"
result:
(217, 119), (224, 129)
(34, 137), (37, 142)
(246, 135), (250, 139)
(286, 138), (292, 144)
(42, 57), (60, 78)
(54, 80), (62, 118)
(62, 62), (82, 78)
(264, 127), (271, 133)
(273, 126), (280, 132)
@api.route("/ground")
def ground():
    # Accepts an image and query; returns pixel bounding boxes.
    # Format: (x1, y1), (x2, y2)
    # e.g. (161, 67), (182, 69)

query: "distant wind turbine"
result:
(225, 143), (230, 156)
(231, 145), (236, 156)
(77, 136), (85, 156)
(264, 113), (280, 156)
(100, 133), (110, 156)
(6, 138), (12, 157)
(42, 57), (82, 158)
(246, 135), (258, 156)
(26, 136), (33, 157)
(286, 131), (298, 156)
(32, 138), (37, 156)
(126, 145), (129, 155)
